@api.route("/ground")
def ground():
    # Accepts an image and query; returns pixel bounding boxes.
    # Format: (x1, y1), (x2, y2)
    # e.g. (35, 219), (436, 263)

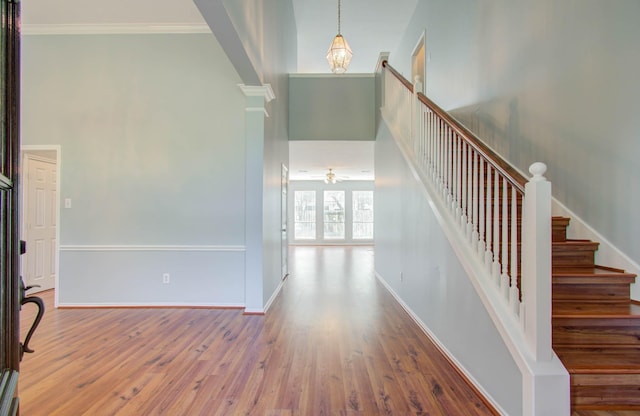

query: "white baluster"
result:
(492, 171), (501, 283)
(444, 126), (451, 200)
(427, 111), (432, 168)
(510, 184), (520, 316)
(461, 142), (468, 229)
(418, 106), (428, 167)
(453, 135), (459, 215)
(441, 123), (447, 196)
(431, 115), (437, 175)
(485, 165), (493, 270)
(435, 118), (441, 183)
(478, 159), (485, 256)
(501, 177), (509, 300)
(471, 150), (479, 247)
(466, 147), (474, 240)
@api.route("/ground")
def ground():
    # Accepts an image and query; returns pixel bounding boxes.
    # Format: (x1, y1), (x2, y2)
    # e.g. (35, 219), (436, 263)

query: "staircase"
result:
(551, 216), (640, 411)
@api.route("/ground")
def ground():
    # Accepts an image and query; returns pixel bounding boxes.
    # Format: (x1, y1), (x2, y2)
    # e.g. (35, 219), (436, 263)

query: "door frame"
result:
(411, 29), (427, 93)
(281, 163), (289, 280)
(21, 145), (61, 307)
(0, 0), (22, 408)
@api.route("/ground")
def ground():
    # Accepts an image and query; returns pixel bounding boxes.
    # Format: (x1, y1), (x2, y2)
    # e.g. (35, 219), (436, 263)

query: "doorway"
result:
(411, 30), (427, 93)
(20, 146), (60, 297)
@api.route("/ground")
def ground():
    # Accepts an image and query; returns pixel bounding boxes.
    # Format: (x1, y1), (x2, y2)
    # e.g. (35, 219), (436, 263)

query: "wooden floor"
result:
(19, 246), (498, 415)
(18, 245), (632, 416)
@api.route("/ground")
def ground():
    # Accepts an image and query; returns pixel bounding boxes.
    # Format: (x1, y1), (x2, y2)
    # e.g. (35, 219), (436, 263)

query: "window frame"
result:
(288, 180), (374, 245)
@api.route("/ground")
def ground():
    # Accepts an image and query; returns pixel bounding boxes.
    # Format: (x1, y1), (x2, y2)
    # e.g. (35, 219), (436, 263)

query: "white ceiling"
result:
(21, 0), (408, 181)
(289, 141), (374, 181)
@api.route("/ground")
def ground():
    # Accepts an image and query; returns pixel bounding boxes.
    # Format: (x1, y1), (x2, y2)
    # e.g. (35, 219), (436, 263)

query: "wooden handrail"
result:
(382, 60), (414, 94)
(382, 60), (527, 192)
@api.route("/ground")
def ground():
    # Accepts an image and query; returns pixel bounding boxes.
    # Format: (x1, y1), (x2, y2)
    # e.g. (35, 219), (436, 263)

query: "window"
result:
(294, 191), (316, 239)
(323, 190), (345, 239)
(352, 191), (374, 239)
(290, 186), (374, 244)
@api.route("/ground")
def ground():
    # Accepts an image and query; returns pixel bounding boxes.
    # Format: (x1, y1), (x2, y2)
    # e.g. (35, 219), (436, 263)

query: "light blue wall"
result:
(216, 0), (298, 308)
(289, 75), (376, 141)
(21, 33), (247, 305)
(391, 0), (640, 270)
(375, 122), (521, 415)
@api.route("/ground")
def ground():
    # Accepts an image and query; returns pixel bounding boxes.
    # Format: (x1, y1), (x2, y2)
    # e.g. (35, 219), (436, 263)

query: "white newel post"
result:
(522, 162), (552, 361)
(521, 162), (570, 416)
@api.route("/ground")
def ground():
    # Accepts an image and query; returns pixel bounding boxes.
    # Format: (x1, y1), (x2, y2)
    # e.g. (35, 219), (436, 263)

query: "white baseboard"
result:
(57, 302), (244, 308)
(59, 244), (245, 252)
(263, 277), (286, 314)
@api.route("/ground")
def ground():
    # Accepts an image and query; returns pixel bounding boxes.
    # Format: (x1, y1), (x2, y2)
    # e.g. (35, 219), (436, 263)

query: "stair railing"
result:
(381, 61), (560, 383)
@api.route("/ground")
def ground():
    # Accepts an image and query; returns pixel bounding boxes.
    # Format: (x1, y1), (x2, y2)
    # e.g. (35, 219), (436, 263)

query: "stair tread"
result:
(553, 240), (600, 250)
(553, 265), (635, 277)
(556, 348), (640, 372)
(553, 302), (640, 318)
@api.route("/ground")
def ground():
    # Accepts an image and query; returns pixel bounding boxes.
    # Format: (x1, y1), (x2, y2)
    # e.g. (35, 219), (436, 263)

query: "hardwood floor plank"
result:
(19, 246), (497, 415)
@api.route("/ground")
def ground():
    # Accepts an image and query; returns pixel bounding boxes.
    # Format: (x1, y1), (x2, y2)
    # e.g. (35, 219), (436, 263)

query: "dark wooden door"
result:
(0, 0), (21, 414)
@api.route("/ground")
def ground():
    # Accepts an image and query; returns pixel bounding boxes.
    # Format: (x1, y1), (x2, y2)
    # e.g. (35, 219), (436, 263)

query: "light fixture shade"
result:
(326, 34), (353, 74)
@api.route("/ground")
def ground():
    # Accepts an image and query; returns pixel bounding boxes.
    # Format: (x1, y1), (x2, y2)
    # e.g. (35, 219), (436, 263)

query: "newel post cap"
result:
(529, 162), (547, 182)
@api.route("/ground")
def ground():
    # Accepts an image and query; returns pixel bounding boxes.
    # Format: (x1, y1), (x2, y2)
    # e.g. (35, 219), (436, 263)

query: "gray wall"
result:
(391, 0), (640, 271)
(289, 75), (376, 141)
(22, 33), (248, 305)
(375, 122), (521, 415)
(259, 0), (297, 307)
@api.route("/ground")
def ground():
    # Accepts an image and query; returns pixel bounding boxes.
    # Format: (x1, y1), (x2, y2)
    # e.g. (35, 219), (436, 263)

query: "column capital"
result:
(238, 83), (275, 103)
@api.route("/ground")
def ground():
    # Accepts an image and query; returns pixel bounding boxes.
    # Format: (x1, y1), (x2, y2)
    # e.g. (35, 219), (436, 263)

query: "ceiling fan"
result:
(312, 168), (349, 184)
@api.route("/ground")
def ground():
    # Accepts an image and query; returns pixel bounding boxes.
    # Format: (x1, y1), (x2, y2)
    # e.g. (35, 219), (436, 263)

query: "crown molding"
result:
(22, 23), (211, 35)
(238, 84), (276, 103)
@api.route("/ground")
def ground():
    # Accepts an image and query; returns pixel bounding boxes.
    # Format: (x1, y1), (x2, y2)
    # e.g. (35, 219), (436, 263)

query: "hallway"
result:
(19, 246), (497, 415)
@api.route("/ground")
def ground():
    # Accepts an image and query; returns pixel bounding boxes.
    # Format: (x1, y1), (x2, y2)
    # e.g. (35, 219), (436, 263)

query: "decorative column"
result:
(239, 84), (275, 314)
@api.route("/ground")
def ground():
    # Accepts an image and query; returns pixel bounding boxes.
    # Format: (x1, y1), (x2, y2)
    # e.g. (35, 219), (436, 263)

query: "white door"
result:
(23, 154), (57, 292)
(281, 164), (289, 280)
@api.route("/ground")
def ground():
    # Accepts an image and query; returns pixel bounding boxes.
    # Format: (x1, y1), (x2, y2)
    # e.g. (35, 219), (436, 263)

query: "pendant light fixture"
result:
(326, 0), (352, 74)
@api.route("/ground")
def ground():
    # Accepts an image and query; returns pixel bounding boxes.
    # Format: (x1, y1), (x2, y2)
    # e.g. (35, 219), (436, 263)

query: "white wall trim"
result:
(238, 83), (276, 102)
(246, 107), (270, 118)
(57, 302), (245, 308)
(375, 271), (506, 416)
(263, 276), (286, 314)
(22, 23), (211, 36)
(59, 244), (245, 252)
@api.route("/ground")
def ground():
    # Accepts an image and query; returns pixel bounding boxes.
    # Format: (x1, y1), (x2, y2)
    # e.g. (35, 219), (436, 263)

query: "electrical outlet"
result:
(400, 271), (404, 282)
(162, 273), (170, 284)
